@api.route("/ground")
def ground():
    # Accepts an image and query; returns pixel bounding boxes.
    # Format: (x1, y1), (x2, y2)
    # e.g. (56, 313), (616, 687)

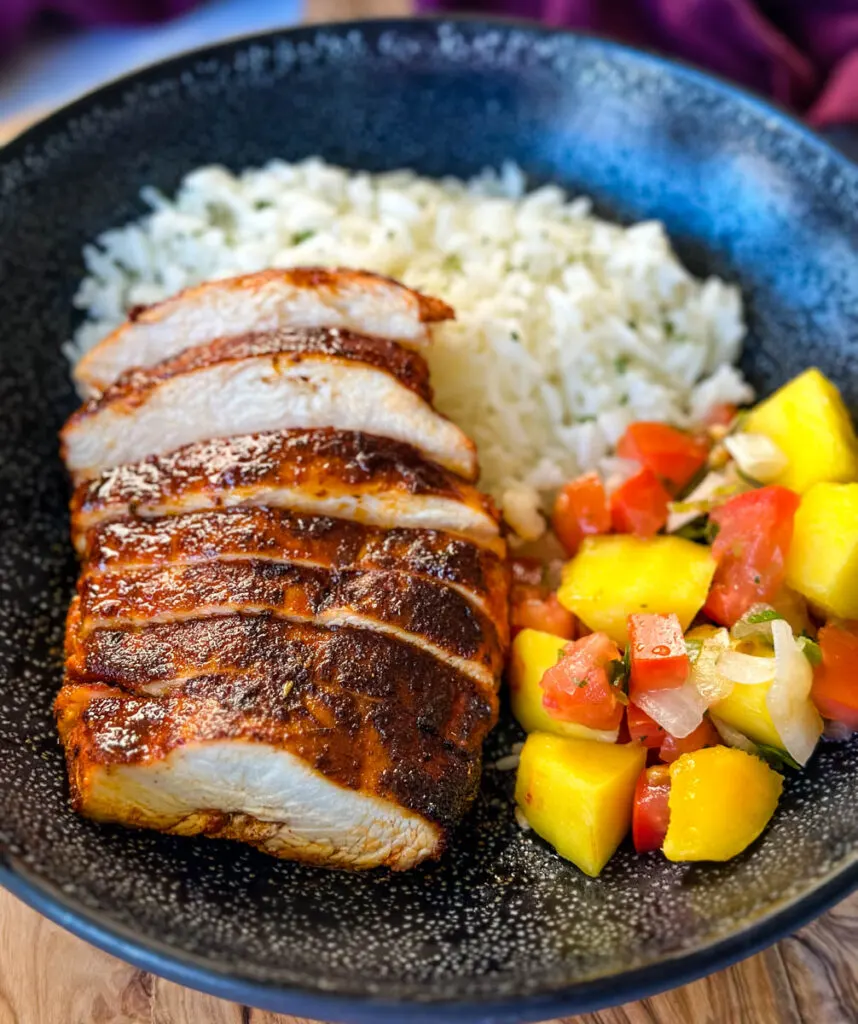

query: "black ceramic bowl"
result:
(1, 17), (857, 1023)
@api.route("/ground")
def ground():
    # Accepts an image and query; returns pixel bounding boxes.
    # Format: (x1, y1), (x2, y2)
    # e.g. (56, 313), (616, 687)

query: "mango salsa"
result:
(786, 482), (858, 619)
(663, 746), (782, 862)
(557, 535), (716, 645)
(509, 629), (620, 741)
(742, 368), (858, 493)
(515, 733), (646, 876)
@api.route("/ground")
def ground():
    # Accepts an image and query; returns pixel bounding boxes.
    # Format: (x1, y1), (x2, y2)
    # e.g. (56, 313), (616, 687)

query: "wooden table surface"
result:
(2, 887), (857, 1024)
(2, 2), (857, 1022)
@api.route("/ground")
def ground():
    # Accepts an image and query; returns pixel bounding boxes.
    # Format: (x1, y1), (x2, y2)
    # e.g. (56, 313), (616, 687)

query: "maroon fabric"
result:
(0, 0), (198, 48)
(419, 0), (858, 126)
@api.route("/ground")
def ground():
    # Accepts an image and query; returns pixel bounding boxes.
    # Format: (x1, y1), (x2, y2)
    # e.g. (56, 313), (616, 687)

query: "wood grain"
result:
(1, 2), (856, 1023)
(302, 0), (412, 23)
(3, 888), (858, 1024)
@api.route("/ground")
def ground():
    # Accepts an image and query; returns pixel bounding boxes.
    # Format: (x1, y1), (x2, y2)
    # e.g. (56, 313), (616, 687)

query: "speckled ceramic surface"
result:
(1, 18), (857, 1023)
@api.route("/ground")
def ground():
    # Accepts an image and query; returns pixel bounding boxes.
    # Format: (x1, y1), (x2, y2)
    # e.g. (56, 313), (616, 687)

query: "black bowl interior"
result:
(1, 18), (857, 1024)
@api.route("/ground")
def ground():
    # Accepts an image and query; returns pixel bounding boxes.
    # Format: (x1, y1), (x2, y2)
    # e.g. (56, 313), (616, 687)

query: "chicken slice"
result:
(83, 509), (510, 643)
(56, 675), (481, 870)
(70, 429), (503, 556)
(64, 609), (497, 753)
(62, 328), (476, 482)
(75, 561), (504, 689)
(73, 267), (454, 397)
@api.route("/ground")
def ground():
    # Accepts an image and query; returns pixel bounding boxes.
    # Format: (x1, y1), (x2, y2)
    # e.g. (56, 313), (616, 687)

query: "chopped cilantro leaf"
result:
(606, 657), (629, 691)
(797, 635), (823, 667)
(747, 609), (783, 624)
(756, 744), (802, 771)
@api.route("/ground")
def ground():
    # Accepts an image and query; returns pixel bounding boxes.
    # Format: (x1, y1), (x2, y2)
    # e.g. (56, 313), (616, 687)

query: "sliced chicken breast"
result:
(76, 561), (504, 689)
(63, 328), (476, 482)
(71, 429), (504, 556)
(73, 267), (454, 397)
(64, 610), (497, 756)
(60, 268), (505, 871)
(56, 677), (481, 870)
(66, 603), (491, 726)
(83, 509), (510, 642)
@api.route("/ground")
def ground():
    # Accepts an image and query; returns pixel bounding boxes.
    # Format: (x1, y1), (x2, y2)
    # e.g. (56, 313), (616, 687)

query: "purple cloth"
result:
(0, 0), (198, 48)
(419, 0), (858, 126)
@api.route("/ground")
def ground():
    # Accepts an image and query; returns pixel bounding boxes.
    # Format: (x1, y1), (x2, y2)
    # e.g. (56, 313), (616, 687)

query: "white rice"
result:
(68, 157), (753, 538)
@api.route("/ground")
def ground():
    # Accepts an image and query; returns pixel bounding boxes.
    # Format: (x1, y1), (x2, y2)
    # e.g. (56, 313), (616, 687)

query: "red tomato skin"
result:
(617, 422), (709, 491)
(658, 717), (720, 763)
(552, 473), (611, 556)
(812, 623), (858, 728)
(627, 613), (690, 697)
(511, 592), (576, 640)
(626, 704), (667, 748)
(632, 765), (672, 853)
(610, 468), (671, 536)
(703, 486), (801, 627)
(540, 632), (624, 731)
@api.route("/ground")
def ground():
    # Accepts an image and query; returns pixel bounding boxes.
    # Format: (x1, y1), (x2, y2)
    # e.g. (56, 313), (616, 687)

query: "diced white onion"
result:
(666, 465), (743, 532)
(584, 727), (621, 744)
(730, 604), (780, 643)
(690, 629), (733, 705)
(767, 619), (822, 766)
(717, 649), (777, 685)
(634, 682), (706, 739)
(724, 432), (788, 483)
(710, 714), (759, 754)
(555, 723), (620, 744)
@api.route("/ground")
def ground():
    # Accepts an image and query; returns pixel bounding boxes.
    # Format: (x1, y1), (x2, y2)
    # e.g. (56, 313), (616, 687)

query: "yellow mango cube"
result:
(743, 368), (858, 493)
(509, 629), (619, 742)
(663, 746), (782, 862)
(786, 482), (858, 619)
(557, 535), (716, 645)
(515, 733), (646, 877)
(710, 678), (782, 749)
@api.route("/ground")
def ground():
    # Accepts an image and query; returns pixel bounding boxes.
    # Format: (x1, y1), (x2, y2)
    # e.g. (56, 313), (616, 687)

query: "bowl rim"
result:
(2, 13), (857, 1021)
(4, 856), (857, 1021)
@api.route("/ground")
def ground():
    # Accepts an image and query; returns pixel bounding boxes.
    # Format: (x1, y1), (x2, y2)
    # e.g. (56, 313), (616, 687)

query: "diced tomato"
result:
(632, 765), (671, 853)
(627, 704), (667, 749)
(509, 558), (576, 639)
(627, 613), (689, 698)
(617, 422), (710, 492)
(540, 632), (625, 731)
(658, 717), (720, 763)
(511, 592), (576, 640)
(703, 486), (801, 627)
(812, 622), (858, 728)
(704, 403), (738, 429)
(551, 472), (611, 556)
(610, 467), (671, 536)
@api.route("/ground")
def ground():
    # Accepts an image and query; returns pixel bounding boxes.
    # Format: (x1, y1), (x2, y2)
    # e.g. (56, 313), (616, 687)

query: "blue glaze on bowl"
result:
(0, 18), (856, 1023)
